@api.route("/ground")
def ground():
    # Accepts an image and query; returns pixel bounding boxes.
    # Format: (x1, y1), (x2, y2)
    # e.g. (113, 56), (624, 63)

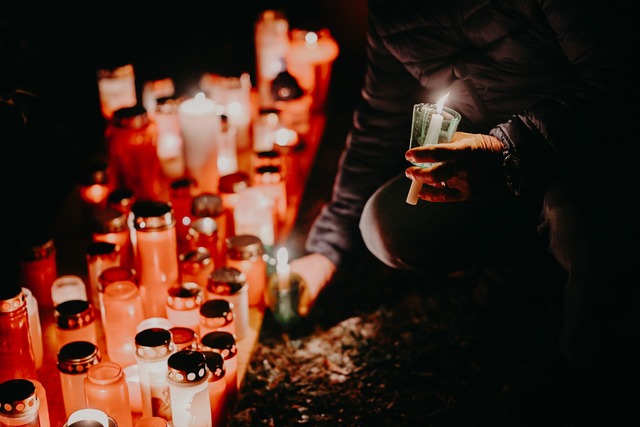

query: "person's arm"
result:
(291, 10), (426, 315)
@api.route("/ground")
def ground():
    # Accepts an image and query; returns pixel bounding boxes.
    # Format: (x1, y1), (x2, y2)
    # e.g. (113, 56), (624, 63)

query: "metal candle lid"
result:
(225, 235), (264, 259)
(191, 193), (224, 218)
(218, 171), (250, 194)
(199, 299), (234, 327)
(202, 350), (225, 381)
(0, 287), (25, 313)
(0, 379), (38, 417)
(169, 177), (198, 196)
(85, 241), (118, 261)
(207, 267), (246, 296)
(200, 331), (238, 359)
(132, 200), (175, 231)
(93, 208), (129, 234)
(167, 350), (208, 384)
(189, 217), (218, 237)
(167, 282), (203, 311)
(169, 327), (199, 351)
(107, 188), (135, 213)
(57, 341), (101, 373)
(179, 247), (212, 274)
(18, 233), (56, 261)
(112, 104), (149, 129)
(135, 327), (175, 360)
(54, 300), (95, 330)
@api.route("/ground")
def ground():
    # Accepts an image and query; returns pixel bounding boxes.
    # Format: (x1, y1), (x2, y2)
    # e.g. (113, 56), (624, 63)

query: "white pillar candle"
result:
(178, 92), (221, 193)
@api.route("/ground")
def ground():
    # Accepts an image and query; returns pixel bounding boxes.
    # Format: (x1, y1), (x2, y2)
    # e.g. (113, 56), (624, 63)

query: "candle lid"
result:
(57, 341), (101, 372)
(98, 266), (137, 291)
(167, 350), (208, 384)
(199, 299), (234, 326)
(189, 217), (218, 237)
(191, 193), (224, 217)
(200, 331), (237, 359)
(85, 241), (118, 259)
(18, 232), (55, 261)
(169, 177), (198, 196)
(218, 171), (250, 194)
(271, 70), (304, 101)
(167, 282), (204, 311)
(226, 235), (264, 259)
(112, 104), (149, 129)
(169, 327), (199, 351)
(202, 351), (225, 381)
(132, 200), (175, 231)
(54, 300), (95, 330)
(179, 247), (212, 270)
(92, 208), (129, 234)
(135, 327), (175, 360)
(207, 267), (246, 296)
(0, 287), (25, 313)
(107, 188), (135, 213)
(0, 379), (38, 417)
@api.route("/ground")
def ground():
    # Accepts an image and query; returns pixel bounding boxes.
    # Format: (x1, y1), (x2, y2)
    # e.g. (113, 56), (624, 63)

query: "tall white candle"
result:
(178, 92), (221, 193)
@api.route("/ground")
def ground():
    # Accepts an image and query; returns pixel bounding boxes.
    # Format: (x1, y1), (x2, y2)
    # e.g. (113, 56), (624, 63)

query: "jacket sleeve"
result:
(305, 12), (426, 268)
(490, 0), (634, 198)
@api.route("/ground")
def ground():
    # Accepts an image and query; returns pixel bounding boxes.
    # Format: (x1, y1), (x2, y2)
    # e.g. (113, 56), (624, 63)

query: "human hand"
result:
(289, 253), (336, 316)
(404, 131), (506, 202)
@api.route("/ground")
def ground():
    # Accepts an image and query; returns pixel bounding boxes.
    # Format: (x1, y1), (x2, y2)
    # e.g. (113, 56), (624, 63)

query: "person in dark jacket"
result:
(290, 0), (639, 377)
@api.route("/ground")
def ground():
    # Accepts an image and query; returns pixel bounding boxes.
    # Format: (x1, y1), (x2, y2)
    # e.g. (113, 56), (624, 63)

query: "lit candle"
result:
(406, 92), (449, 205)
(286, 28), (339, 112)
(177, 92), (221, 193)
(276, 247), (290, 291)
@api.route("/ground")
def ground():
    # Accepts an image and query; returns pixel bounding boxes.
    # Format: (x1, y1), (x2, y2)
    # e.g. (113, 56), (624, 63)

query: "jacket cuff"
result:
(490, 121), (522, 197)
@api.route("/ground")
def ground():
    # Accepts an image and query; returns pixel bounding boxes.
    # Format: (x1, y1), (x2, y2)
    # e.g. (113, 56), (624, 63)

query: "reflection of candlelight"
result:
(276, 247), (290, 290)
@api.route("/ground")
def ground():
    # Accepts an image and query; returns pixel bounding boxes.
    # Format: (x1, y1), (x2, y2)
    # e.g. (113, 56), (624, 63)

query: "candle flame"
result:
(436, 91), (450, 114)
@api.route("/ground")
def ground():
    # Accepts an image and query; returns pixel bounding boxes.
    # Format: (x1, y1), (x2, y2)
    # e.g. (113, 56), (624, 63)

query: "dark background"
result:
(1, 0), (368, 277)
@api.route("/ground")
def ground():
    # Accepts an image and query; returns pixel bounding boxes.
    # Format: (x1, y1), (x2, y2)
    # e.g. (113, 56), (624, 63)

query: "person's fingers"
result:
(297, 279), (312, 317)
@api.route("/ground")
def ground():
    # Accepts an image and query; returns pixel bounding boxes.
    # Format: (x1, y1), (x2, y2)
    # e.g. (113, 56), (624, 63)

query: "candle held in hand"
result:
(406, 92), (460, 205)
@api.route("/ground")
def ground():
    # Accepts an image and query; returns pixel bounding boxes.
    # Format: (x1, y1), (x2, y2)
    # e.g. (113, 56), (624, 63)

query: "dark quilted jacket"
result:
(306, 0), (634, 267)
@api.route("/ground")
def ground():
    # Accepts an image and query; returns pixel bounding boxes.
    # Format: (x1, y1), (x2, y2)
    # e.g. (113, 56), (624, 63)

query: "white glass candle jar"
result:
(57, 341), (101, 419)
(167, 350), (211, 427)
(254, 10), (289, 108)
(233, 187), (276, 252)
(92, 207), (136, 271)
(166, 282), (204, 335)
(199, 299), (236, 338)
(225, 235), (267, 308)
(133, 200), (180, 318)
(134, 328), (176, 423)
(206, 267), (250, 341)
(199, 331), (238, 413)
(202, 351), (227, 427)
(179, 247), (214, 289)
(53, 300), (98, 352)
(21, 287), (43, 370)
(84, 361), (133, 427)
(85, 241), (120, 312)
(102, 280), (146, 368)
(97, 63), (137, 121)
(191, 192), (227, 265)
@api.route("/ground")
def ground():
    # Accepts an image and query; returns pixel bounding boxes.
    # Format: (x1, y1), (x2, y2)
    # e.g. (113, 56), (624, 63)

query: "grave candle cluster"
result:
(7, 7), (341, 427)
